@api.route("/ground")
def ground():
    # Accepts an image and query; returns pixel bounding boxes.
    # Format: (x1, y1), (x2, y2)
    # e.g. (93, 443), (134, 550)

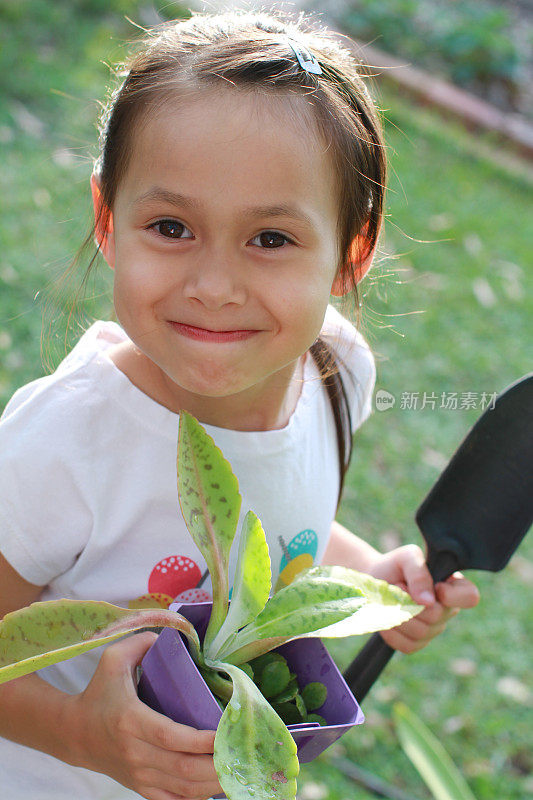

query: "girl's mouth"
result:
(168, 321), (258, 343)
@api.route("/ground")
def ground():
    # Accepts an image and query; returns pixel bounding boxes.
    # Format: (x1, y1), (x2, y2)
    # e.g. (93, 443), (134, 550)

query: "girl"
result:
(0, 10), (479, 800)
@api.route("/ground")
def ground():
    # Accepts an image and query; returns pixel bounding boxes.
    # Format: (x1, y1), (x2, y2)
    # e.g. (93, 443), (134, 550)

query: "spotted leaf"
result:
(0, 599), (202, 684)
(177, 411), (242, 651)
(219, 566), (421, 664)
(212, 661), (299, 800)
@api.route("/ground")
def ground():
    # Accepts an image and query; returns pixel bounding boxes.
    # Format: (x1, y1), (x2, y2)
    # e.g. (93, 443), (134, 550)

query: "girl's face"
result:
(96, 88), (344, 428)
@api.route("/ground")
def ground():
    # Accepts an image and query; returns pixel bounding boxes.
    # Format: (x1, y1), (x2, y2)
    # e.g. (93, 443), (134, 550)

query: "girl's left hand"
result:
(368, 544), (480, 654)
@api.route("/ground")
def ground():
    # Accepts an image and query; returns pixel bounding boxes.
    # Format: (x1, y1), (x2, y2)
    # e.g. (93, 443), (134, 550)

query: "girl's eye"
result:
(148, 222), (291, 248)
(251, 231), (293, 249)
(150, 220), (193, 239)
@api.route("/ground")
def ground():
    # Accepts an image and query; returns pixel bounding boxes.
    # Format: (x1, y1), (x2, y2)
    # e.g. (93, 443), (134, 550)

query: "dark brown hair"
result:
(94, 10), (386, 290)
(81, 10), (387, 504)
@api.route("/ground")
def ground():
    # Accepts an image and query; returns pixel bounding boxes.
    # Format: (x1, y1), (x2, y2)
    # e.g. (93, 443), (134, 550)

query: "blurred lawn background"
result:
(0, 1), (532, 798)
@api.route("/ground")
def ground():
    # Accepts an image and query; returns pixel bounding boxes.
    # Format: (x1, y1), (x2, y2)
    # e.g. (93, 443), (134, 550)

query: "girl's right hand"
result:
(66, 632), (221, 800)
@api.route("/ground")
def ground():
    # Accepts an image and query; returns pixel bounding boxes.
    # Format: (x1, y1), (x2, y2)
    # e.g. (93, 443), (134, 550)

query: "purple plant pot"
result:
(138, 601), (364, 767)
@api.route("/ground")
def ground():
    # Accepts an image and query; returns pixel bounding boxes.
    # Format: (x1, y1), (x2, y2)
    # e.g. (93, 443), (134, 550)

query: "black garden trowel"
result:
(343, 373), (533, 702)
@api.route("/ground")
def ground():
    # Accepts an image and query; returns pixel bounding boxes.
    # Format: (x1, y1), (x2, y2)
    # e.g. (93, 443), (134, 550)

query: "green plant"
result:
(435, 8), (519, 88)
(223, 651), (328, 726)
(394, 702), (478, 800)
(0, 412), (422, 800)
(342, 0), (522, 106)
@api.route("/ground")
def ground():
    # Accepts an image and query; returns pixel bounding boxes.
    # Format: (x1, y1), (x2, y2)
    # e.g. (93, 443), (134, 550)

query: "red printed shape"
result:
(148, 555), (202, 598)
(174, 587), (212, 604)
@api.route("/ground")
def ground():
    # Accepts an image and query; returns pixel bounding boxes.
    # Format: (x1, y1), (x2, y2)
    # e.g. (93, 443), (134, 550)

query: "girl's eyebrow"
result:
(132, 187), (316, 229)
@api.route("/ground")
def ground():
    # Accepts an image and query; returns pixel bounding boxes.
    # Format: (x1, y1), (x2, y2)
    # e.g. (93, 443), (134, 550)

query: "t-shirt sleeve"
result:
(321, 304), (376, 434)
(0, 381), (92, 586)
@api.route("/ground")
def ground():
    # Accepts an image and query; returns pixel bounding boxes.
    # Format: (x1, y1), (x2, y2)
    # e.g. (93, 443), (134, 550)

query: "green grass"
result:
(325, 86), (532, 800)
(1, 4), (532, 799)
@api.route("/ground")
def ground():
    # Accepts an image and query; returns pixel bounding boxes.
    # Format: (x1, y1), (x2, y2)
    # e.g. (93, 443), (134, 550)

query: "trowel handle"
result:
(342, 634), (395, 701)
(342, 554), (456, 702)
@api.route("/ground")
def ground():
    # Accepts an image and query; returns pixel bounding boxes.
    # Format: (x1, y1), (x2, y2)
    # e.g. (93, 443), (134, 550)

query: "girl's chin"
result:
(158, 367), (255, 403)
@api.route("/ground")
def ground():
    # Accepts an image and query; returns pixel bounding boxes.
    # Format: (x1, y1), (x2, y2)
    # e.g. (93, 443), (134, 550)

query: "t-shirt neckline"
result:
(85, 321), (318, 447)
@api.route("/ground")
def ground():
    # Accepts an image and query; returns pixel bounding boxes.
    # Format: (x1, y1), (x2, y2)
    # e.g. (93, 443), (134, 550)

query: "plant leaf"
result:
(212, 660), (299, 800)
(177, 411), (242, 652)
(220, 566), (421, 664)
(217, 566), (367, 663)
(300, 567), (423, 639)
(207, 510), (271, 660)
(393, 702), (478, 800)
(0, 599), (201, 684)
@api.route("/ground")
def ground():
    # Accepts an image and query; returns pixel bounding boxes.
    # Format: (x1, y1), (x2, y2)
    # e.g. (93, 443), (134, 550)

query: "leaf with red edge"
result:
(177, 411), (241, 652)
(0, 599), (201, 684)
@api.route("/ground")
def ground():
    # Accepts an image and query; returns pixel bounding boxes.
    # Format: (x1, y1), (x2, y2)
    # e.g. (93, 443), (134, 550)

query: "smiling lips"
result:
(168, 321), (259, 343)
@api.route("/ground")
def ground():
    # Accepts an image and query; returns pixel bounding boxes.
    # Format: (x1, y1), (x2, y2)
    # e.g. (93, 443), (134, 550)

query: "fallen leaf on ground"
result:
(298, 782), (328, 800)
(472, 278), (496, 307)
(509, 555), (533, 583)
(496, 676), (532, 705)
(450, 657), (477, 677)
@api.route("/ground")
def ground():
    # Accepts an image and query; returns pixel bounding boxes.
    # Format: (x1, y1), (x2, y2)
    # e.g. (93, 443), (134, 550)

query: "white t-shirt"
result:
(0, 304), (375, 799)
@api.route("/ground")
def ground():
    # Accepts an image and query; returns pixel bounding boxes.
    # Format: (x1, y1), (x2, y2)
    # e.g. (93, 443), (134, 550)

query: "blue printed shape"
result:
(280, 529), (318, 572)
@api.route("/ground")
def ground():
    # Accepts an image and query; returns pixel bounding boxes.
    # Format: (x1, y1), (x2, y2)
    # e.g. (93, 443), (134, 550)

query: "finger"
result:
(148, 791), (212, 800)
(397, 545), (436, 606)
(396, 615), (448, 643)
(412, 601), (457, 625)
(173, 752), (219, 783)
(146, 789), (206, 800)
(142, 747), (219, 784)
(139, 713), (216, 755)
(107, 734), (220, 798)
(435, 574), (480, 609)
(102, 631), (159, 680)
(381, 627), (432, 654)
(139, 765), (221, 799)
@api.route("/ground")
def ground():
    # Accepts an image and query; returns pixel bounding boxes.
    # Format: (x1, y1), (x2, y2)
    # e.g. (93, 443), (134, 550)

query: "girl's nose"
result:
(183, 252), (247, 310)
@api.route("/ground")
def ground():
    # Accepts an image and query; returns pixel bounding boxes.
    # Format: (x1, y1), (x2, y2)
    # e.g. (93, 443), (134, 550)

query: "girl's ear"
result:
(90, 173), (115, 269)
(331, 222), (377, 297)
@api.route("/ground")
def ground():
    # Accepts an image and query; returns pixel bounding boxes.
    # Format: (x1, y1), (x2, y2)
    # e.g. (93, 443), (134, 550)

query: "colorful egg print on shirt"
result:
(128, 555), (211, 609)
(274, 529), (318, 592)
